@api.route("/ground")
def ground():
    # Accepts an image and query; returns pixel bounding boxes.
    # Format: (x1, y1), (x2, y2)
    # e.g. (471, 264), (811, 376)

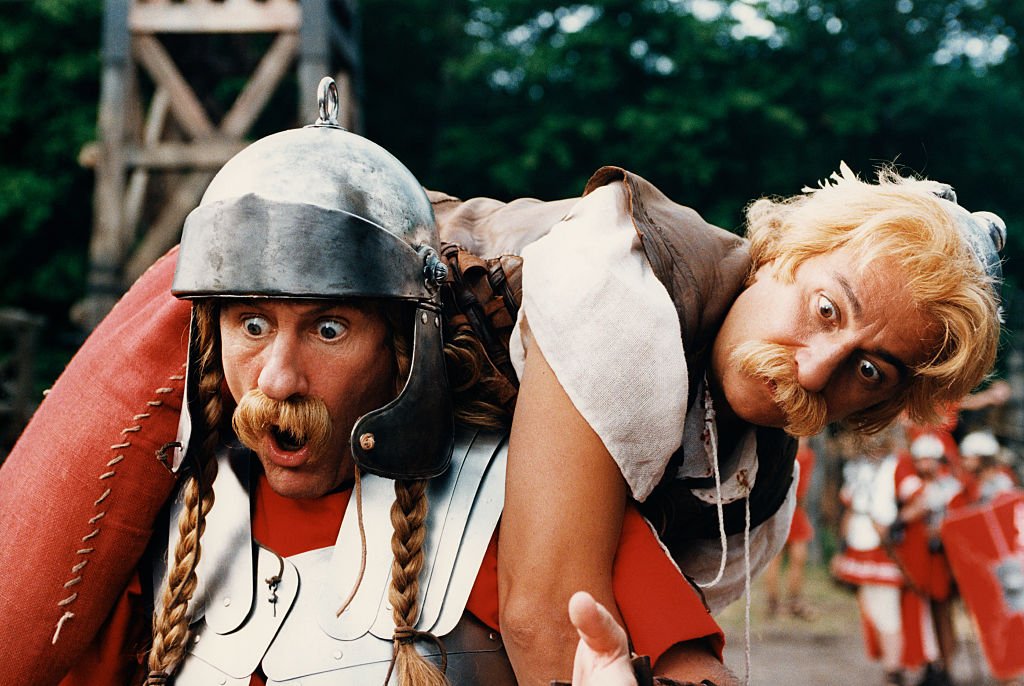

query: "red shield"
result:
(941, 491), (1024, 679)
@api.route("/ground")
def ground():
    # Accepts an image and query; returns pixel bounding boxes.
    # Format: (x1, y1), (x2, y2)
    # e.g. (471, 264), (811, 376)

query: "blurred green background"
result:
(2, 0), (1022, 412)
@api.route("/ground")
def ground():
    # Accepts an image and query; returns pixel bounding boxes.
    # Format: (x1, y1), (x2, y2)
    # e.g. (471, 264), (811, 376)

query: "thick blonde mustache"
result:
(232, 389), (333, 458)
(730, 340), (828, 437)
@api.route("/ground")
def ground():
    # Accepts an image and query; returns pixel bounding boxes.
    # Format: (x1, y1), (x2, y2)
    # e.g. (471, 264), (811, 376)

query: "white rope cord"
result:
(335, 467), (367, 617)
(743, 493), (753, 685)
(697, 382), (729, 589)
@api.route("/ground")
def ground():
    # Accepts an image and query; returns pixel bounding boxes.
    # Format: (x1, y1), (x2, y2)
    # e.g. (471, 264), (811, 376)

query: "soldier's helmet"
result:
(172, 78), (453, 480)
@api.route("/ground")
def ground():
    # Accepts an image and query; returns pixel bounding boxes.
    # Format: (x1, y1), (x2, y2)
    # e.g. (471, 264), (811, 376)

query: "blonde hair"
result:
(745, 163), (1000, 432)
(385, 479), (450, 685)
(146, 301), (222, 683)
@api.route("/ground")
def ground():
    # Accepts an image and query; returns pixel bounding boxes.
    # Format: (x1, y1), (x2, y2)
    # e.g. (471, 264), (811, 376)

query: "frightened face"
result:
(220, 299), (397, 499)
(711, 243), (940, 436)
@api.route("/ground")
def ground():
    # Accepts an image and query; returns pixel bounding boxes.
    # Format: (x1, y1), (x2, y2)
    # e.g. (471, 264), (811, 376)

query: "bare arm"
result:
(499, 331), (628, 685)
(654, 640), (739, 686)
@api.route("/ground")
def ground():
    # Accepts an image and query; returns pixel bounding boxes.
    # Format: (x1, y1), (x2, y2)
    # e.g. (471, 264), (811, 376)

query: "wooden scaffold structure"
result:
(77, 0), (362, 330)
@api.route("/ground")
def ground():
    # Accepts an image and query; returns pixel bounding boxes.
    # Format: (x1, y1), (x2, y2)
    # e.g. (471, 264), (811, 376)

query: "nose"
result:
(793, 339), (848, 394)
(257, 335), (310, 401)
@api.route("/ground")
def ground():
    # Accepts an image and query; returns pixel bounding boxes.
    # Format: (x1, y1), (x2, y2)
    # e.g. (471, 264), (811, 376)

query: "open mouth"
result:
(271, 425), (307, 452)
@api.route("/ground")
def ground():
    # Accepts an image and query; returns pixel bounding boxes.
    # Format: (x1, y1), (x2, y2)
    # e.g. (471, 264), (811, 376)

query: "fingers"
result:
(568, 591), (629, 656)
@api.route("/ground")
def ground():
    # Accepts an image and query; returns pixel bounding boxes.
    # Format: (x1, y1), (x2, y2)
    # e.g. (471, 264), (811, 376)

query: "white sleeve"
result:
(508, 183), (687, 501)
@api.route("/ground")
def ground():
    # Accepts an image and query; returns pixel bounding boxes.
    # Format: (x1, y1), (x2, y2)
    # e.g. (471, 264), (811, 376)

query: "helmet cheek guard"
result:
(351, 301), (453, 479)
(171, 77), (454, 480)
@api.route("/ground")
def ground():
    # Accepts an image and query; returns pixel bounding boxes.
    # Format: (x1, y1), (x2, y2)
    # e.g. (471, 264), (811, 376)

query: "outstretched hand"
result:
(568, 591), (638, 686)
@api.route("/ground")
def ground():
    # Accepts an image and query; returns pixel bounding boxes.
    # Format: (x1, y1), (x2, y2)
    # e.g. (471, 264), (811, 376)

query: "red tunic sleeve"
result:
(467, 505), (724, 664)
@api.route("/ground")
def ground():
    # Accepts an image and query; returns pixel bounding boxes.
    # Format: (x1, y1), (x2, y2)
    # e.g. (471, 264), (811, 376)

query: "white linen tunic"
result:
(504, 182), (794, 611)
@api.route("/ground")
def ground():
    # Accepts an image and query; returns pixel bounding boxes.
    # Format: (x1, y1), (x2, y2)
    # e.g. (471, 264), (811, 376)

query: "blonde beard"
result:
(730, 340), (828, 437)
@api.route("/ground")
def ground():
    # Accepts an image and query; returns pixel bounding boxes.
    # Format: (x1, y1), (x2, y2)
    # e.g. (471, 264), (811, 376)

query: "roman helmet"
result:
(960, 430), (1000, 460)
(171, 78), (453, 480)
(909, 433), (946, 461)
(928, 182), (1006, 296)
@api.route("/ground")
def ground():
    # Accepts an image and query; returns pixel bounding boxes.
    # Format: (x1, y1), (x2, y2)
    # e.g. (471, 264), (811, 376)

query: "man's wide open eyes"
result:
(317, 320), (345, 340)
(243, 316), (269, 336)
(817, 294), (837, 321)
(858, 359), (881, 383)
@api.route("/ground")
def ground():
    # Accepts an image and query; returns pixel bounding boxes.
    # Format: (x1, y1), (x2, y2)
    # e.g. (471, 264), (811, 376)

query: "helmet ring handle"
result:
(316, 77), (340, 127)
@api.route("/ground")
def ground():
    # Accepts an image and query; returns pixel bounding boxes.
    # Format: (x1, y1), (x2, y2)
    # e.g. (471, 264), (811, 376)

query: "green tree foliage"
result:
(360, 0), (1024, 333)
(363, 1), (1022, 230)
(0, 0), (100, 318)
(2, 0), (1023, 362)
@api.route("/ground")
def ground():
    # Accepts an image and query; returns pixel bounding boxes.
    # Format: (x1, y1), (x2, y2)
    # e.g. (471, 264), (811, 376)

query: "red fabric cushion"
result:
(0, 248), (189, 685)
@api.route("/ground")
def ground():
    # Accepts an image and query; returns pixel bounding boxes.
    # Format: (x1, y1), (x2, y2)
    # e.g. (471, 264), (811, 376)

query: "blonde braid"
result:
(146, 302), (223, 682)
(386, 479), (449, 686)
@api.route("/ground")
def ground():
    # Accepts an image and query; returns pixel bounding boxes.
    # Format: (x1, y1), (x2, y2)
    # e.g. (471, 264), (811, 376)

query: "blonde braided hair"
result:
(146, 302), (222, 683)
(385, 479), (449, 686)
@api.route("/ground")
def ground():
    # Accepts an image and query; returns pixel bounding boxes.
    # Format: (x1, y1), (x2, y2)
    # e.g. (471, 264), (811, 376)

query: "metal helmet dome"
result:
(960, 431), (1000, 459)
(172, 78), (453, 480)
(910, 433), (945, 461)
(173, 78), (447, 302)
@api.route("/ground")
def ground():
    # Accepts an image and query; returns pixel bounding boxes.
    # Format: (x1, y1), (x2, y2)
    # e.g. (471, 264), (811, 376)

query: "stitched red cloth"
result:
(0, 249), (187, 686)
(58, 575), (148, 686)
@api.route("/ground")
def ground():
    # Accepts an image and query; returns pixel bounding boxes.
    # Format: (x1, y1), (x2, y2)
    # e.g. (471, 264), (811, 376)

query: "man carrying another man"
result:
(0, 78), (1005, 686)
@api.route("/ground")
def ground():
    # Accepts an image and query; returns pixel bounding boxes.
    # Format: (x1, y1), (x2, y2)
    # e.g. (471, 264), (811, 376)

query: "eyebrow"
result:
(872, 349), (911, 381)
(833, 272), (912, 381)
(223, 297), (348, 312)
(834, 273), (862, 319)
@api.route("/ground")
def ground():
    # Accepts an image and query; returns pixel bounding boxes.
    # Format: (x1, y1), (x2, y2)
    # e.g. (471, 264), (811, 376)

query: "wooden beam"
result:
(82, 63), (132, 329)
(334, 69), (359, 131)
(132, 34), (215, 139)
(297, 0), (330, 124)
(124, 171), (213, 284)
(130, 0), (301, 34)
(220, 31), (299, 137)
(330, 20), (360, 71)
(125, 32), (300, 280)
(125, 140), (248, 169)
(122, 87), (170, 238)
(78, 0), (133, 329)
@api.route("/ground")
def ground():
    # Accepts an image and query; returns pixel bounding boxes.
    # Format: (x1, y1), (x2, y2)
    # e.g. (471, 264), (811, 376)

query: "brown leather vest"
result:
(431, 165), (795, 550)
